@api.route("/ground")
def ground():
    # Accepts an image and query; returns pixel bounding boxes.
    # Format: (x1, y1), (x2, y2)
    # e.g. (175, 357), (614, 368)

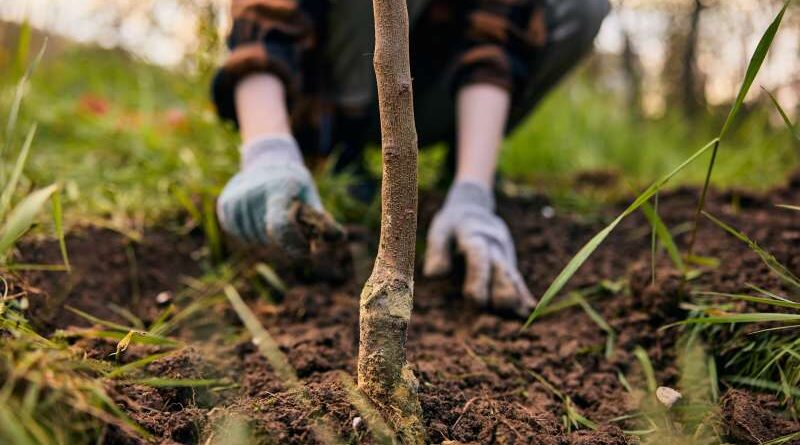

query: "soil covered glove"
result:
(217, 136), (325, 257)
(423, 181), (536, 317)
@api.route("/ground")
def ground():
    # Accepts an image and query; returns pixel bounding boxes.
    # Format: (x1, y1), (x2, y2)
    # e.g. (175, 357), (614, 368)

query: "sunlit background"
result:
(2, 0), (798, 112)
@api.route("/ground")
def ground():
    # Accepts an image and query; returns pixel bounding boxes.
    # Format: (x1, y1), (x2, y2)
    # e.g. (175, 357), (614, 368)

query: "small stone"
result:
(541, 206), (555, 219)
(656, 386), (682, 409)
(352, 416), (362, 430)
(155, 291), (172, 304)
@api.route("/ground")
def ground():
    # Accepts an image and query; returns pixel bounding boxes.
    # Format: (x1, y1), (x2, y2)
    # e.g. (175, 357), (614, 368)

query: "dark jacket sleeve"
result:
(212, 0), (322, 124)
(453, 0), (548, 93)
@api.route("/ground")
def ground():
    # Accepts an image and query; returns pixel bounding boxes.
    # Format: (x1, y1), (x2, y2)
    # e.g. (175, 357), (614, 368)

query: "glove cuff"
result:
(241, 135), (303, 170)
(445, 181), (495, 212)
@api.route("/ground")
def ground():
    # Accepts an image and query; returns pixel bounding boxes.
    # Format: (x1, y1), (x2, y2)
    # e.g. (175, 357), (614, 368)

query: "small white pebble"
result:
(352, 416), (362, 430)
(656, 386), (682, 409)
(156, 291), (172, 304)
(541, 206), (555, 219)
(19, 297), (29, 310)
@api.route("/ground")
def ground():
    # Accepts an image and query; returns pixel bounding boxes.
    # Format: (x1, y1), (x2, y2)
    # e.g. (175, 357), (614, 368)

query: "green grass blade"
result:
(523, 138), (719, 328)
(747, 284), (795, 303)
(693, 291), (800, 310)
(0, 124), (36, 222)
(0, 263), (69, 272)
(131, 378), (228, 388)
(107, 303), (145, 330)
(224, 285), (298, 385)
(148, 294), (225, 337)
(575, 293), (616, 358)
(106, 352), (172, 378)
(224, 285), (342, 445)
(255, 262), (287, 294)
(528, 370), (565, 400)
(203, 195), (222, 262)
(683, 313), (800, 324)
(65, 306), (132, 332)
(51, 189), (70, 271)
(13, 21), (31, 78)
(641, 196), (686, 274)
(61, 327), (179, 348)
(0, 405), (36, 445)
(83, 385), (152, 440)
(0, 184), (58, 258)
(708, 356), (719, 403)
(703, 211), (800, 288)
(687, 1), (789, 259)
(764, 431), (800, 445)
(726, 376), (800, 397)
(565, 398), (598, 430)
(633, 347), (657, 393)
(650, 194), (657, 285)
(576, 294), (614, 335)
(763, 87), (799, 141)
(2, 40), (46, 166)
(720, 2), (789, 140)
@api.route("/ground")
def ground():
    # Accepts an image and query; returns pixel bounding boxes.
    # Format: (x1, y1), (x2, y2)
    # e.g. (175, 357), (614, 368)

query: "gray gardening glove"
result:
(423, 181), (536, 317)
(217, 136), (325, 257)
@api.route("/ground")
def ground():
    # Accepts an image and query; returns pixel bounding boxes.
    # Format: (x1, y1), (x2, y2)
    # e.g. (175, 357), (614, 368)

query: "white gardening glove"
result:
(423, 181), (536, 317)
(216, 135), (328, 258)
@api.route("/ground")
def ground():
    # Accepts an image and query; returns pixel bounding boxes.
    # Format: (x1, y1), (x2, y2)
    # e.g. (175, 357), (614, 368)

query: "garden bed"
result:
(10, 175), (800, 444)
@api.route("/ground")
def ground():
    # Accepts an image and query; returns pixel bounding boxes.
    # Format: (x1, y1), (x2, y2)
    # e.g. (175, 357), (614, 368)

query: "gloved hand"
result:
(217, 135), (326, 257)
(423, 181), (536, 317)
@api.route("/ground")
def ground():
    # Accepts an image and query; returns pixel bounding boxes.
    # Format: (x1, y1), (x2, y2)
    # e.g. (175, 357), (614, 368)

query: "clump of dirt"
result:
(721, 390), (800, 444)
(7, 173), (800, 444)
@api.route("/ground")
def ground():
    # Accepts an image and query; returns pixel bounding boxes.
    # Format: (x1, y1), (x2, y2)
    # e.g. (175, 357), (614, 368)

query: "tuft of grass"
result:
(681, 209), (800, 407)
(1, 39), (69, 271)
(0, 297), (151, 443)
(528, 370), (598, 432)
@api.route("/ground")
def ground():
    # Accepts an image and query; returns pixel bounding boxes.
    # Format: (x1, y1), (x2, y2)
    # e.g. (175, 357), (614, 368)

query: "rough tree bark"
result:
(356, 0), (424, 443)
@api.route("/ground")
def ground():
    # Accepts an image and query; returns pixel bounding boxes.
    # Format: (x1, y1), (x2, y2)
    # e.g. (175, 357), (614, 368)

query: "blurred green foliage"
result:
(504, 72), (799, 193)
(1, 45), (238, 228)
(1, 33), (798, 229)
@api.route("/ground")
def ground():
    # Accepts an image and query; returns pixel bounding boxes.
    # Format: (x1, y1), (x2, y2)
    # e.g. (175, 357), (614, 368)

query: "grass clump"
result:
(682, 214), (800, 410)
(0, 288), (149, 444)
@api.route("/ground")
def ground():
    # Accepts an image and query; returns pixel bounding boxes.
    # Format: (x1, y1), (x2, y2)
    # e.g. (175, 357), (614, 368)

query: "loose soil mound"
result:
(9, 174), (800, 444)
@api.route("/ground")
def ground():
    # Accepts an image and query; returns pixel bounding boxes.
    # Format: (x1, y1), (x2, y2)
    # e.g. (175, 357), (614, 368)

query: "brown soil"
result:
(8, 173), (800, 444)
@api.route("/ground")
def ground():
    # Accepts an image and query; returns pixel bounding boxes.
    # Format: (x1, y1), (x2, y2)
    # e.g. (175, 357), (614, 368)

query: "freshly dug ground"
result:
(10, 174), (800, 444)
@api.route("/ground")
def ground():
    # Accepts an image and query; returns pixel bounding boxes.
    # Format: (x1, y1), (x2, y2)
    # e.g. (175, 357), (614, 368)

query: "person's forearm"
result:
(454, 84), (511, 190)
(235, 74), (292, 143)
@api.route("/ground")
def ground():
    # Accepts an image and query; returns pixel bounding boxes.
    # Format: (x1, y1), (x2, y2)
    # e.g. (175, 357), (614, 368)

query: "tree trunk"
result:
(681, 0), (706, 116)
(622, 31), (643, 119)
(357, 0), (424, 443)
